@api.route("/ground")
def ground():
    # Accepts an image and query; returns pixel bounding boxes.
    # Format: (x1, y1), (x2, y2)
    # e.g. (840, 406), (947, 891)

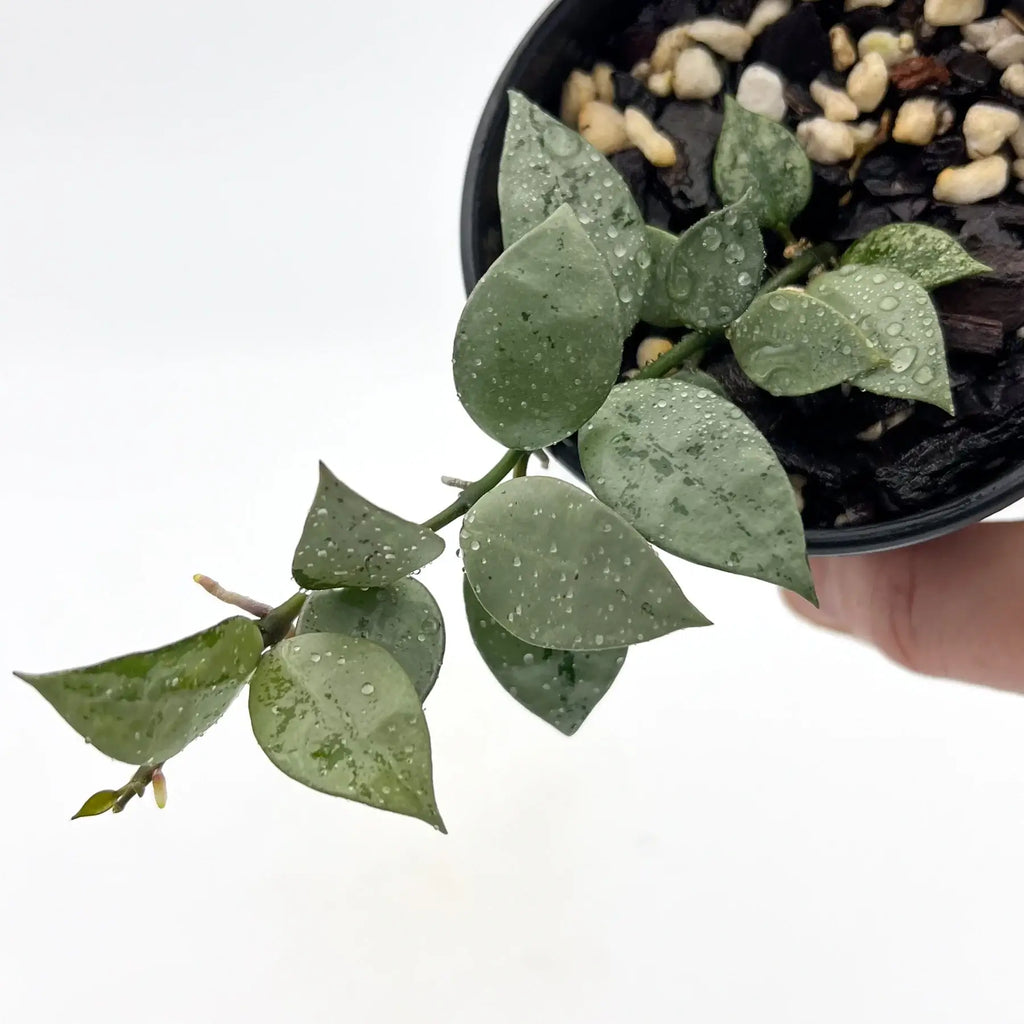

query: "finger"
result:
(783, 523), (1024, 693)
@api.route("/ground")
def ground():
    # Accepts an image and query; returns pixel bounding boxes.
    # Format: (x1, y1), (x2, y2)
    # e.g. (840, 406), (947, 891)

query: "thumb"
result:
(784, 523), (1024, 694)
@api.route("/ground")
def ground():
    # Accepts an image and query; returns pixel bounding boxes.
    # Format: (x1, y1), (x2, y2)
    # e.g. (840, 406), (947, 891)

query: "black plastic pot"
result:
(459, 0), (1024, 556)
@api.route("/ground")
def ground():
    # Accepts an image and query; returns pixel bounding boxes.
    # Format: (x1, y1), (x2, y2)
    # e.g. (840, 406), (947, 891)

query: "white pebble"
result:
(1001, 63), (1024, 97)
(846, 52), (890, 112)
(673, 45), (724, 99)
(810, 77), (859, 121)
(578, 101), (630, 155)
(1014, 158), (1024, 179)
(961, 17), (1017, 51)
(923, 0), (985, 27)
(686, 18), (753, 62)
(624, 107), (678, 167)
(736, 63), (787, 121)
(796, 118), (856, 164)
(648, 70), (675, 96)
(651, 25), (692, 73)
(746, 0), (791, 37)
(845, 0), (893, 8)
(892, 97), (940, 145)
(858, 28), (911, 67)
(592, 63), (615, 104)
(933, 155), (1010, 204)
(631, 60), (652, 82)
(987, 34), (1024, 69)
(849, 120), (880, 150)
(1011, 124), (1024, 157)
(963, 102), (1022, 158)
(561, 70), (596, 129)
(830, 24), (857, 72)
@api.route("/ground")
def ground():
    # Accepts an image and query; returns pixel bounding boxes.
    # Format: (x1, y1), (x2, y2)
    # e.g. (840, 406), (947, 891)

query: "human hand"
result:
(784, 523), (1024, 694)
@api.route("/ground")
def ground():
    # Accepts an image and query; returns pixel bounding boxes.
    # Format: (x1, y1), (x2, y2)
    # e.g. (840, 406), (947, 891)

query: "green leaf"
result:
(499, 90), (650, 332)
(72, 790), (119, 820)
(292, 463), (445, 590)
(461, 476), (710, 651)
(579, 379), (814, 600)
(463, 580), (627, 736)
(727, 288), (886, 396)
(296, 580), (445, 702)
(714, 96), (812, 231)
(841, 223), (990, 291)
(671, 366), (728, 399)
(15, 617), (263, 765)
(667, 195), (766, 330)
(454, 204), (624, 450)
(639, 226), (689, 328)
(808, 265), (954, 414)
(249, 633), (445, 832)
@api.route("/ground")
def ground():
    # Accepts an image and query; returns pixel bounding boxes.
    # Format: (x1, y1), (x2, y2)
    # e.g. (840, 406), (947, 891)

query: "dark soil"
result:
(572, 0), (1024, 528)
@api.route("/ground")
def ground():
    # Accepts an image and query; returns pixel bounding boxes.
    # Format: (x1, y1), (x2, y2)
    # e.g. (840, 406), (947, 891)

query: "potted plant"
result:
(12, 0), (1024, 827)
(461, 0), (1024, 554)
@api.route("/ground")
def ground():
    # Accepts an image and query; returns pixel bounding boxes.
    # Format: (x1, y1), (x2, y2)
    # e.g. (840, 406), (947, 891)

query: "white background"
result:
(2, 2), (1024, 1021)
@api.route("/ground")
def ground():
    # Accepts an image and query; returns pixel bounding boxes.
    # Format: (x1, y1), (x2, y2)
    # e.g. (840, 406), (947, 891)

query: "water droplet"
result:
(361, 683), (375, 696)
(879, 296), (899, 311)
(890, 346), (917, 372)
(737, 271), (752, 287)
(703, 227), (722, 251)
(470, 540), (481, 551)
(724, 242), (745, 265)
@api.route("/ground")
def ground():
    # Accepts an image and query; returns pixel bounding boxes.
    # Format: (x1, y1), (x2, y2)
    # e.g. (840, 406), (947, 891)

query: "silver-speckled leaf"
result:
(454, 205), (623, 449)
(668, 196), (765, 330)
(727, 288), (886, 395)
(714, 97), (812, 231)
(671, 367), (728, 398)
(579, 379), (814, 600)
(15, 617), (263, 765)
(296, 580), (445, 702)
(841, 223), (990, 291)
(292, 463), (444, 590)
(808, 265), (954, 414)
(639, 226), (689, 328)
(461, 476), (710, 652)
(463, 580), (626, 736)
(499, 91), (650, 331)
(249, 633), (445, 831)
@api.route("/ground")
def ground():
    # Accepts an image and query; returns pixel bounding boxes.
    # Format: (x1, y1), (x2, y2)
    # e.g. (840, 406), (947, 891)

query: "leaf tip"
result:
(71, 789), (119, 821)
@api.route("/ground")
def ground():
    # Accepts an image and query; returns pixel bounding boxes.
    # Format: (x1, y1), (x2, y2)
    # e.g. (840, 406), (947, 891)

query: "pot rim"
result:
(459, 0), (1024, 556)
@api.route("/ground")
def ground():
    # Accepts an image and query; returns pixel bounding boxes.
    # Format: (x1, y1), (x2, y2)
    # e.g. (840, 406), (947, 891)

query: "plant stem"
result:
(423, 448), (526, 532)
(112, 763), (163, 814)
(633, 333), (712, 380)
(193, 574), (274, 617)
(258, 592), (307, 647)
(758, 244), (838, 295)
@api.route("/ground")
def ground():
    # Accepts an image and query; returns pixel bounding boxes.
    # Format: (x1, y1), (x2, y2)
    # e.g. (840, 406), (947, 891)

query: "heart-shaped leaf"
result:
(639, 227), (689, 329)
(296, 580), (445, 702)
(667, 195), (766, 330)
(808, 265), (954, 414)
(464, 580), (626, 736)
(292, 463), (444, 590)
(454, 205), (624, 450)
(249, 633), (445, 831)
(671, 367), (728, 398)
(841, 223), (990, 291)
(499, 90), (650, 332)
(461, 476), (710, 651)
(714, 96), (812, 231)
(727, 288), (886, 395)
(15, 617), (263, 765)
(579, 379), (814, 600)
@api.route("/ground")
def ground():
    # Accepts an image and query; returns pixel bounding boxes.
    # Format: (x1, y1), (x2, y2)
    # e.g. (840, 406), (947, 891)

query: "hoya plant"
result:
(14, 91), (987, 829)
